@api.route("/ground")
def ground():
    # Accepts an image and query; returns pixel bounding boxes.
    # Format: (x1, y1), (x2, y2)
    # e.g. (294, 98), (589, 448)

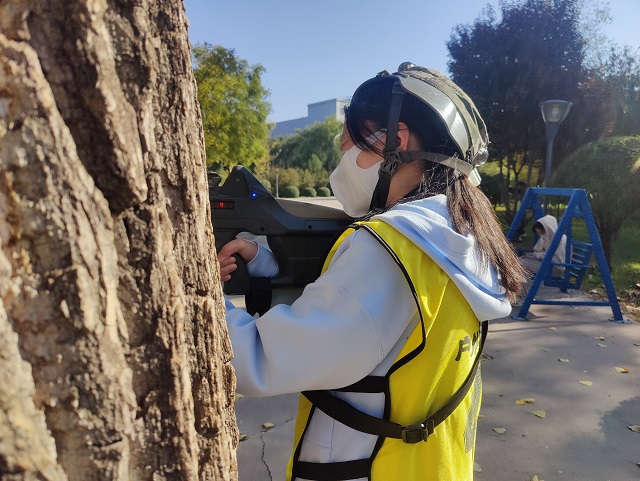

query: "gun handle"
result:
(223, 254), (251, 295)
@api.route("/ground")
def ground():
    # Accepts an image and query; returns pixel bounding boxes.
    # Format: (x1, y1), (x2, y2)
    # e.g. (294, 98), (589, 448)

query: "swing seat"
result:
(543, 240), (593, 292)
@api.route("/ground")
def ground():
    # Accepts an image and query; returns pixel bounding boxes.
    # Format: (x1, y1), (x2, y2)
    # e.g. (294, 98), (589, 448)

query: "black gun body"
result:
(210, 166), (354, 294)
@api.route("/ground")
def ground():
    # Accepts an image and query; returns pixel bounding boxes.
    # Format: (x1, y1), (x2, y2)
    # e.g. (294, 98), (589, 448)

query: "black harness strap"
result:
(294, 459), (371, 481)
(302, 320), (488, 445)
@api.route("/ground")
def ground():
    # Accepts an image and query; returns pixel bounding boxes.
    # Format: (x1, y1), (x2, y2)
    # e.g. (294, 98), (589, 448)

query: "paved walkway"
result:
(230, 285), (640, 481)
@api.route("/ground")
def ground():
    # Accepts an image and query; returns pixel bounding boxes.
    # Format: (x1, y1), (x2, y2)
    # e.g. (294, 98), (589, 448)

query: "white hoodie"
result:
(225, 194), (511, 469)
(533, 214), (567, 265)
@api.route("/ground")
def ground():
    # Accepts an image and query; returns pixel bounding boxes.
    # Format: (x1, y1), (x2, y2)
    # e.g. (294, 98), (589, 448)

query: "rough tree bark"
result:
(0, 0), (238, 480)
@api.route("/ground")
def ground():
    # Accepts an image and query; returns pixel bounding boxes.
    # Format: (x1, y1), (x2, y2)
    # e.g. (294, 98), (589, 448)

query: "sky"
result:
(183, 0), (640, 124)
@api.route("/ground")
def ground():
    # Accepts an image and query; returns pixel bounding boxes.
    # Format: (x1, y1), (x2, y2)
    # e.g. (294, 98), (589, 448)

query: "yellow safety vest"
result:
(286, 219), (486, 481)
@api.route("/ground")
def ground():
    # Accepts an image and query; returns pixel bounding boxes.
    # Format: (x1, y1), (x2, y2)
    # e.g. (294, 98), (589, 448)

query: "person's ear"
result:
(396, 122), (410, 151)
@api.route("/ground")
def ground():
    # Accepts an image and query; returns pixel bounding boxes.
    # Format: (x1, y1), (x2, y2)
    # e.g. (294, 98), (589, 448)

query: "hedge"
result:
(317, 186), (331, 197)
(281, 185), (300, 198)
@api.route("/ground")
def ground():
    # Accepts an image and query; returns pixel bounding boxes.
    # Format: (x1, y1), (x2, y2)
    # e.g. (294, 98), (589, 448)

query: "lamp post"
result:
(275, 167), (279, 198)
(540, 100), (572, 188)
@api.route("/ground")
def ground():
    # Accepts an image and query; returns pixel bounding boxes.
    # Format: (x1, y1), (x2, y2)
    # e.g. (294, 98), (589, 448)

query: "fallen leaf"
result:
(262, 422), (275, 431)
(595, 336), (605, 340)
(628, 425), (640, 433)
(515, 398), (536, 405)
(597, 343), (607, 348)
(614, 367), (630, 374)
(493, 427), (506, 434)
(531, 476), (544, 481)
(547, 327), (557, 331)
(239, 433), (249, 442)
(540, 348), (549, 352)
(532, 410), (546, 418)
(559, 358), (570, 363)
(235, 393), (244, 402)
(634, 343), (640, 347)
(474, 462), (482, 472)
(578, 380), (593, 386)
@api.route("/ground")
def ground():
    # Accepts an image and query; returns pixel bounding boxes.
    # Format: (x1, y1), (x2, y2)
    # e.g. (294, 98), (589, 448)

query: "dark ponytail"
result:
(447, 178), (527, 302)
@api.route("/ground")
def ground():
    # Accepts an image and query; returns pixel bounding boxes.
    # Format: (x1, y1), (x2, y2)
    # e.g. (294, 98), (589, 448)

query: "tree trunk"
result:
(0, 1), (237, 480)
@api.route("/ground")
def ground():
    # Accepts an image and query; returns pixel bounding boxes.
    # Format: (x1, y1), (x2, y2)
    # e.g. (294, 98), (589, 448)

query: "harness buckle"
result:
(400, 420), (434, 444)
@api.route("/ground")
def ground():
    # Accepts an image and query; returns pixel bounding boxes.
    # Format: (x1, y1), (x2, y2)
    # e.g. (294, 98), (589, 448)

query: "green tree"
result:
(552, 136), (640, 266)
(447, 0), (602, 218)
(269, 117), (342, 171)
(595, 45), (640, 137)
(193, 43), (271, 173)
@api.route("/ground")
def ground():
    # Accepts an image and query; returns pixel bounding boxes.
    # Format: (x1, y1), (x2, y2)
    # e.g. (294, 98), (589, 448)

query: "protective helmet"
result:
(365, 62), (490, 209)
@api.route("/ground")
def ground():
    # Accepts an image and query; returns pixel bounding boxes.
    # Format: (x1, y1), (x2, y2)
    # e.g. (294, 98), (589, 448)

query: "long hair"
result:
(345, 75), (526, 302)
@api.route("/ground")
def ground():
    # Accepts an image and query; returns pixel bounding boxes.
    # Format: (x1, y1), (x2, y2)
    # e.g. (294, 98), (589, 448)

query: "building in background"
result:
(270, 98), (347, 137)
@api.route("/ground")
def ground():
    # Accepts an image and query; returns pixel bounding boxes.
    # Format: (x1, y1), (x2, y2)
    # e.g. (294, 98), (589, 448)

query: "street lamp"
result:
(540, 100), (572, 188)
(275, 167), (279, 198)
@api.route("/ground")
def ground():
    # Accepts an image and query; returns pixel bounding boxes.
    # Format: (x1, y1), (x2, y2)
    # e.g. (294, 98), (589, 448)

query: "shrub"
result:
(259, 178), (272, 192)
(553, 135), (640, 266)
(301, 186), (317, 197)
(317, 186), (331, 197)
(281, 185), (300, 198)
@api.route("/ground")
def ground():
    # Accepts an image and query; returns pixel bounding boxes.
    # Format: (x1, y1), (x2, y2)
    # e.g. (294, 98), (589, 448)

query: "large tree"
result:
(193, 43), (271, 175)
(447, 0), (598, 218)
(1, 1), (236, 480)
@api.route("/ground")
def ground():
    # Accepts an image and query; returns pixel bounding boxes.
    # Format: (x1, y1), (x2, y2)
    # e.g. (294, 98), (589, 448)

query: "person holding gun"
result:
(217, 63), (526, 481)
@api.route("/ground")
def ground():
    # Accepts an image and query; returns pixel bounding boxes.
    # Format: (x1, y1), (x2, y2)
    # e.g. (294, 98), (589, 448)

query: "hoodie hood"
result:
(536, 215), (558, 238)
(374, 195), (511, 320)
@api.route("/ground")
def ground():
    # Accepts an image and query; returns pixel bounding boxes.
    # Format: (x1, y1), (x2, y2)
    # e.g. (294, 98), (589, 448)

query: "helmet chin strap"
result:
(370, 81), (406, 210)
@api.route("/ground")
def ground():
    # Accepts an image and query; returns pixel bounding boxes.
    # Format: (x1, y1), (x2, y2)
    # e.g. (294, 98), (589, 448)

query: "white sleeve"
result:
(246, 243), (279, 277)
(225, 229), (417, 397)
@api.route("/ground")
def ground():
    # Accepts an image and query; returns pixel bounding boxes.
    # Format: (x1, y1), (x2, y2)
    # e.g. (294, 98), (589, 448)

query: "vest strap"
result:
(335, 375), (386, 393)
(294, 458), (371, 481)
(302, 320), (488, 444)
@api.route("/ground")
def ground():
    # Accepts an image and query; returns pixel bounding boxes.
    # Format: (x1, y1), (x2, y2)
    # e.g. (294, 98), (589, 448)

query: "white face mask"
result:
(330, 145), (383, 217)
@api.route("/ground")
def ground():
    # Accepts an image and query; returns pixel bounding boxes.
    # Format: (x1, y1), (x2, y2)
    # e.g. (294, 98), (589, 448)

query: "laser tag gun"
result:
(209, 165), (354, 315)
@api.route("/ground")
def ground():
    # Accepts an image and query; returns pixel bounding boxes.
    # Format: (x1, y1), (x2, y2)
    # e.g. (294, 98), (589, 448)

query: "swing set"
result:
(506, 187), (624, 322)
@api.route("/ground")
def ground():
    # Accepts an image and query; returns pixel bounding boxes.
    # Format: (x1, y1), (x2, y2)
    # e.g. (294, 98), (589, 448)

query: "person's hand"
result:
(217, 239), (259, 282)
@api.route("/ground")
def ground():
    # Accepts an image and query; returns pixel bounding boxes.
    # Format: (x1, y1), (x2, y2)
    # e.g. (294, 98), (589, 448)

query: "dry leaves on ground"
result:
(515, 398), (536, 405)
(493, 427), (506, 434)
(532, 410), (546, 418)
(262, 422), (275, 431)
(614, 366), (630, 373)
(578, 380), (593, 386)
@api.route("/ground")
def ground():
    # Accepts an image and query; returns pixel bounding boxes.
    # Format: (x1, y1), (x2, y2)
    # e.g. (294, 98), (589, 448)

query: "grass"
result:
(578, 224), (640, 321)
(497, 205), (640, 321)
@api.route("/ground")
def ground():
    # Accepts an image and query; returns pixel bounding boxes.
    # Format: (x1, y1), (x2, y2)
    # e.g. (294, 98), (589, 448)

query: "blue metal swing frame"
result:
(506, 187), (624, 322)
